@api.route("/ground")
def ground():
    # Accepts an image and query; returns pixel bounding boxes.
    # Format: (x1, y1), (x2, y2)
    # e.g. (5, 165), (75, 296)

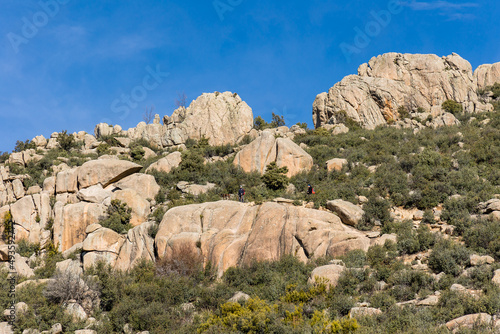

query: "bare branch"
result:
(143, 106), (155, 124)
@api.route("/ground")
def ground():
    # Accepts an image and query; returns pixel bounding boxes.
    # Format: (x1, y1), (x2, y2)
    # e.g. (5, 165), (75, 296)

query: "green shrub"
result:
(397, 106), (410, 119)
(57, 130), (77, 151)
(442, 100), (463, 115)
(17, 240), (41, 258)
(14, 139), (36, 152)
(147, 223), (159, 239)
(97, 142), (110, 155)
(462, 217), (500, 260)
(428, 238), (470, 276)
(341, 249), (367, 268)
(359, 196), (392, 230)
(130, 145), (145, 161)
(99, 200), (133, 234)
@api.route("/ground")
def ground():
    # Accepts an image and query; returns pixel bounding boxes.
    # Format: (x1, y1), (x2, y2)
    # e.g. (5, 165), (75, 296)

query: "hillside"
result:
(0, 53), (500, 333)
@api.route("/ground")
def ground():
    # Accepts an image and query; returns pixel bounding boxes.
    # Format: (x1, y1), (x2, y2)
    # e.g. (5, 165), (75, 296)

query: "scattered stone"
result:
(308, 264), (346, 288)
(65, 301), (87, 321)
(349, 307), (382, 318)
(470, 254), (494, 266)
(326, 158), (348, 172)
(446, 313), (492, 332)
(229, 292), (251, 303)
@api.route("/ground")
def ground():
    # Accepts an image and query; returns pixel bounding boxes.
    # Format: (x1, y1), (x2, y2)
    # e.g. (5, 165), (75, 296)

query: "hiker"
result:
(238, 185), (245, 202)
(307, 184), (315, 195)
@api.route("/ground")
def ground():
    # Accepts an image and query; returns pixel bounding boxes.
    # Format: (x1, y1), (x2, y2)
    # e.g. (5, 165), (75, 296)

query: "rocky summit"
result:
(313, 53), (500, 129)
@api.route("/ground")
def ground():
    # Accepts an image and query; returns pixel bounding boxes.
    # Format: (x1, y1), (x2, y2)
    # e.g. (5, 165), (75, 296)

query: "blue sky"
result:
(0, 0), (498, 152)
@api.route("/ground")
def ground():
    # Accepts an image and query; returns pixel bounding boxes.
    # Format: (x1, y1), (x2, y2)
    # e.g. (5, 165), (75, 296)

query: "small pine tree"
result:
(253, 116), (269, 130)
(262, 162), (289, 190)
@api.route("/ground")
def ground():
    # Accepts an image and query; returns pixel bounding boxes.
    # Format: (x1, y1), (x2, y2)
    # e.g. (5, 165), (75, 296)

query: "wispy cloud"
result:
(442, 12), (477, 21)
(401, 1), (479, 11)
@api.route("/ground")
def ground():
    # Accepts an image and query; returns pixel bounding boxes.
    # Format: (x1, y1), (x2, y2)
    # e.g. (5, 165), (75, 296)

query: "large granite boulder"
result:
(155, 201), (370, 277)
(233, 131), (313, 177)
(308, 264), (345, 287)
(326, 200), (364, 226)
(313, 53), (494, 129)
(145, 151), (182, 174)
(82, 226), (125, 270)
(114, 173), (160, 200)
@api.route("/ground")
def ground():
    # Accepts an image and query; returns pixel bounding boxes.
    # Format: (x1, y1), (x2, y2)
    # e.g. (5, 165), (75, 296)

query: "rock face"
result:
(162, 92), (253, 146)
(313, 53), (494, 129)
(177, 181), (216, 196)
(114, 222), (156, 271)
(349, 307), (382, 318)
(77, 159), (142, 189)
(155, 201), (370, 277)
(53, 202), (106, 252)
(233, 131), (313, 177)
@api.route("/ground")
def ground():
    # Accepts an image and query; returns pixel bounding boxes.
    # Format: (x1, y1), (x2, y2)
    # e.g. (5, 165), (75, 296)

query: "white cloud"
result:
(401, 1), (479, 11)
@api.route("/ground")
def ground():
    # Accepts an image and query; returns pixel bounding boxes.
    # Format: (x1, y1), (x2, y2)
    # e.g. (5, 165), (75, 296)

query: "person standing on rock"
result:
(238, 185), (245, 202)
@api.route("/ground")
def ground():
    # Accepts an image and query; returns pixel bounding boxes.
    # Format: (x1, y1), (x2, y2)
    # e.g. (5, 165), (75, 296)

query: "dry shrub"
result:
(44, 270), (100, 312)
(156, 241), (204, 277)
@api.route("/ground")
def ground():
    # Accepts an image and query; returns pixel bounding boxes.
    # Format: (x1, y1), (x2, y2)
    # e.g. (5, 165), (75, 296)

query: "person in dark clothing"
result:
(238, 185), (245, 202)
(307, 184), (314, 195)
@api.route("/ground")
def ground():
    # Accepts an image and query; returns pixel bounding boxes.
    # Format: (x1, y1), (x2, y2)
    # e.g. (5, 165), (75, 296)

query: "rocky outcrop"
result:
(349, 307), (382, 318)
(155, 201), (370, 277)
(55, 168), (79, 194)
(233, 131), (313, 177)
(77, 185), (112, 204)
(77, 159), (142, 189)
(326, 158), (348, 172)
(126, 92), (253, 148)
(10, 193), (51, 244)
(162, 92), (253, 146)
(313, 53), (494, 129)
(177, 181), (216, 196)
